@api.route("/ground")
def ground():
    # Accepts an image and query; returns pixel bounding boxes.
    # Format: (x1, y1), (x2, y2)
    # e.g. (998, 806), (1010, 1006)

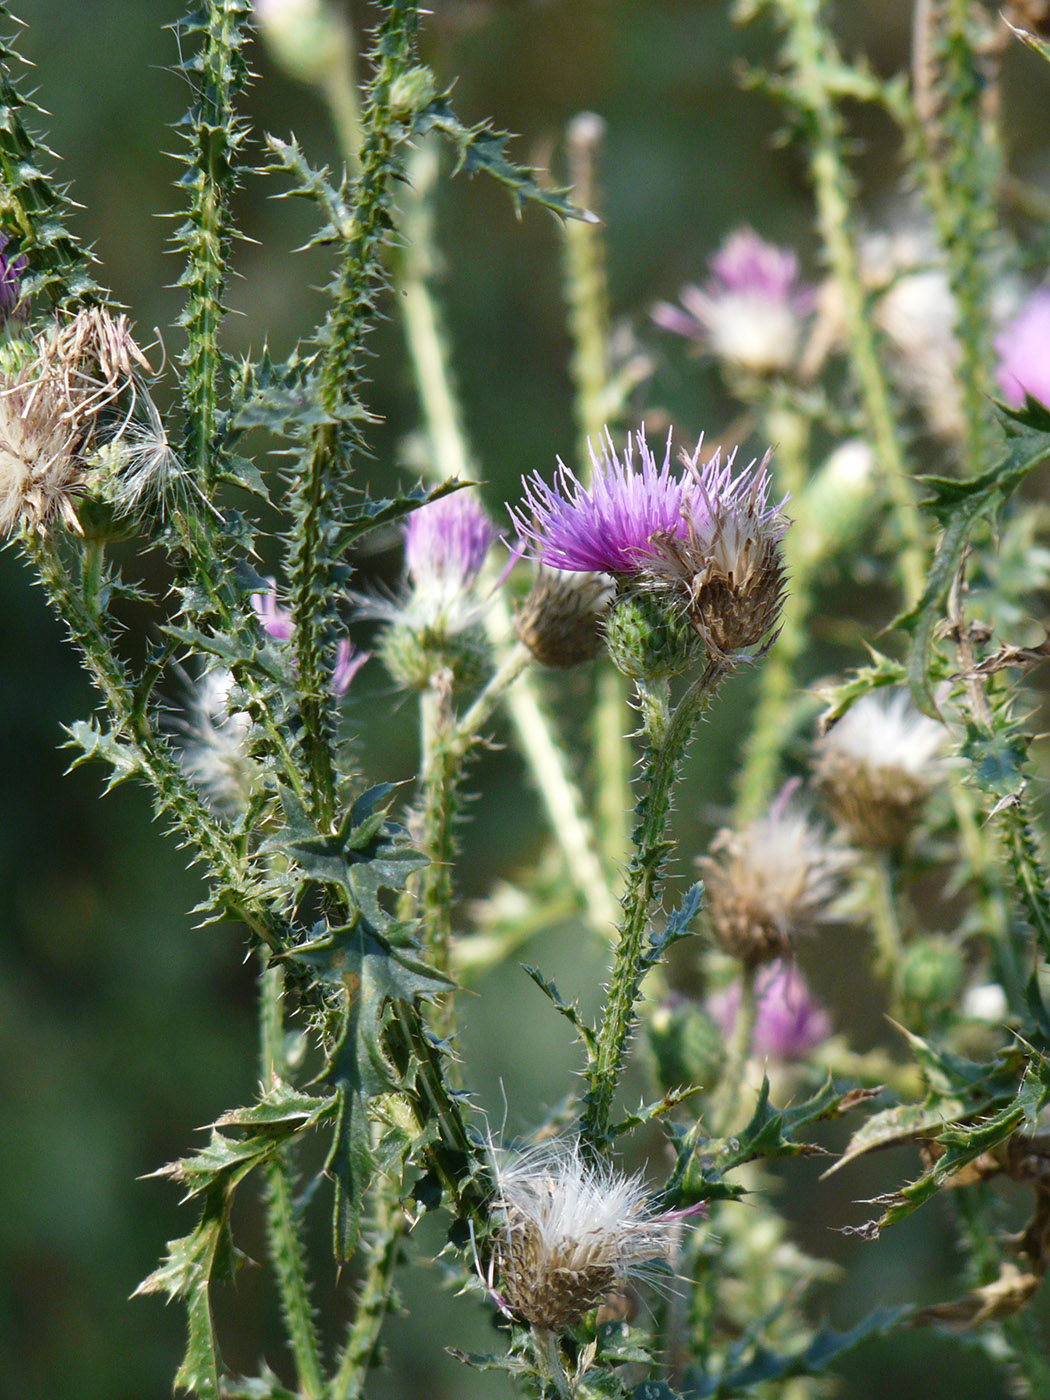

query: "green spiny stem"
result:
(289, 1), (421, 826)
(910, 0), (1000, 475)
(708, 968), (759, 1136)
(583, 664), (725, 1147)
(27, 534), (292, 956)
(418, 679), (458, 1041)
(328, 1179), (405, 1400)
(558, 113), (632, 880)
(870, 853), (905, 1015)
(391, 141), (619, 935)
(997, 799), (1050, 966)
(177, 0), (251, 486)
(769, 0), (925, 606)
(260, 966), (325, 1400)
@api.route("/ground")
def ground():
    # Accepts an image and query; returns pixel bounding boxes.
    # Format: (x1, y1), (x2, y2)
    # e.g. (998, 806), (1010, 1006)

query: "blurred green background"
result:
(3, 2), (1050, 1397)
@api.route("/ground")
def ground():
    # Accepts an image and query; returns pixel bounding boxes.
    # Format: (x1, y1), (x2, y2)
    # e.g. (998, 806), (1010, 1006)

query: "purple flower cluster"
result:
(707, 961), (830, 1063)
(653, 229), (813, 376)
(995, 288), (1050, 411)
(404, 490), (496, 599)
(510, 426), (788, 659)
(509, 428), (692, 575)
(250, 581), (368, 696)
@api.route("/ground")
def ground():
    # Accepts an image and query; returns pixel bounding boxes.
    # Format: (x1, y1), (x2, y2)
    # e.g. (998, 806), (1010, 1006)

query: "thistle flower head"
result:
(0, 306), (177, 535)
(491, 1139), (698, 1331)
(995, 288), (1050, 410)
(641, 441), (789, 659)
(814, 689), (946, 849)
(510, 428), (691, 576)
(699, 788), (852, 967)
(511, 428), (789, 668)
(514, 565), (614, 667)
(249, 580), (368, 697)
(652, 228), (814, 376)
(707, 961), (831, 1063)
(403, 489), (495, 604)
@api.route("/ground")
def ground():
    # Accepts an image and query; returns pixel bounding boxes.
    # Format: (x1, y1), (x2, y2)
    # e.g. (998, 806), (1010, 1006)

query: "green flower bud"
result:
(378, 620), (489, 692)
(899, 936), (965, 1009)
(603, 589), (702, 681)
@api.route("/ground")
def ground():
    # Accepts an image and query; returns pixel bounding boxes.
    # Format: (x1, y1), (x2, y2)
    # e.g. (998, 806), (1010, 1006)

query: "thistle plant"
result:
(11, 2), (1050, 1399)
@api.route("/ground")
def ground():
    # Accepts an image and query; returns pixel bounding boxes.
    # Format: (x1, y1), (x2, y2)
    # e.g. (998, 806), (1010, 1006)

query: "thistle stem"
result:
(393, 139), (619, 937)
(259, 966), (325, 1400)
(583, 665), (724, 1147)
(329, 1180), (405, 1400)
(870, 854), (904, 1012)
(767, 0), (925, 606)
(709, 968), (759, 1137)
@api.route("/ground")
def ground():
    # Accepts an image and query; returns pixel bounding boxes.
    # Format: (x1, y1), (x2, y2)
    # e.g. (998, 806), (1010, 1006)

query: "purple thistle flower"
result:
(403, 489), (495, 598)
(509, 427), (694, 575)
(250, 579), (367, 696)
(251, 579), (296, 641)
(652, 228), (813, 376)
(995, 287), (1050, 410)
(707, 961), (830, 1063)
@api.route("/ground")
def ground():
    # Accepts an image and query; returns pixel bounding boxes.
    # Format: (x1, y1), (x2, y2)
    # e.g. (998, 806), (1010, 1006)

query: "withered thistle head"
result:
(515, 565), (614, 668)
(699, 788), (852, 969)
(641, 442), (789, 660)
(492, 1140), (696, 1332)
(0, 306), (172, 536)
(813, 690), (946, 850)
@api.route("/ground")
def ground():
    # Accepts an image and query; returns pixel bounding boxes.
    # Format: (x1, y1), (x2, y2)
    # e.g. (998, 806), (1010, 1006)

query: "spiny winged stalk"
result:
(329, 1180), (405, 1400)
(286, 2), (421, 826)
(174, 0), (252, 486)
(260, 967), (325, 1400)
(756, 0), (926, 606)
(583, 665), (724, 1148)
(26, 535), (292, 956)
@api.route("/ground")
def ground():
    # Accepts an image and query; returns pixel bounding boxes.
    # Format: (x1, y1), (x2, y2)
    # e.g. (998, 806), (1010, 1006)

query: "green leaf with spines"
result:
(665, 1077), (881, 1206)
(414, 96), (591, 222)
(521, 964), (598, 1060)
(0, 6), (100, 305)
(903, 404), (1050, 714)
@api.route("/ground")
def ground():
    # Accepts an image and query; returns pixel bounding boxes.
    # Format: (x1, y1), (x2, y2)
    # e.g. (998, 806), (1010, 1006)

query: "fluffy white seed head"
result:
(491, 1140), (689, 1331)
(699, 793), (853, 967)
(814, 690), (947, 849)
(175, 670), (256, 817)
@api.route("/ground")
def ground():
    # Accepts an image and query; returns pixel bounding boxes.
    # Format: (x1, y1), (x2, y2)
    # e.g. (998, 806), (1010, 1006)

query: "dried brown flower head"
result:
(699, 789), (852, 968)
(642, 445), (789, 660)
(492, 1140), (695, 1332)
(515, 565), (614, 667)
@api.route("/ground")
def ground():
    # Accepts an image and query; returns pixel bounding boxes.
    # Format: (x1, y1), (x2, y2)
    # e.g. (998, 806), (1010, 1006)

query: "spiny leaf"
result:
(521, 964), (597, 1059)
(415, 96), (594, 223)
(903, 404), (1050, 714)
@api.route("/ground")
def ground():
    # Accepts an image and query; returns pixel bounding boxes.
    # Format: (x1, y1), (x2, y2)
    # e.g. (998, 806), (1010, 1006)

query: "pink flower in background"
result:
(250, 581), (367, 697)
(653, 228), (814, 376)
(995, 288), (1050, 409)
(707, 961), (831, 1063)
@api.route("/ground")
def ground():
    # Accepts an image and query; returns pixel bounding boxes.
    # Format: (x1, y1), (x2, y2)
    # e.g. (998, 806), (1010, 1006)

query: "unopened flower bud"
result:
(899, 936), (965, 1011)
(795, 439), (876, 566)
(814, 690), (946, 850)
(699, 789), (852, 969)
(253, 0), (352, 88)
(603, 588), (701, 681)
(515, 565), (613, 667)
